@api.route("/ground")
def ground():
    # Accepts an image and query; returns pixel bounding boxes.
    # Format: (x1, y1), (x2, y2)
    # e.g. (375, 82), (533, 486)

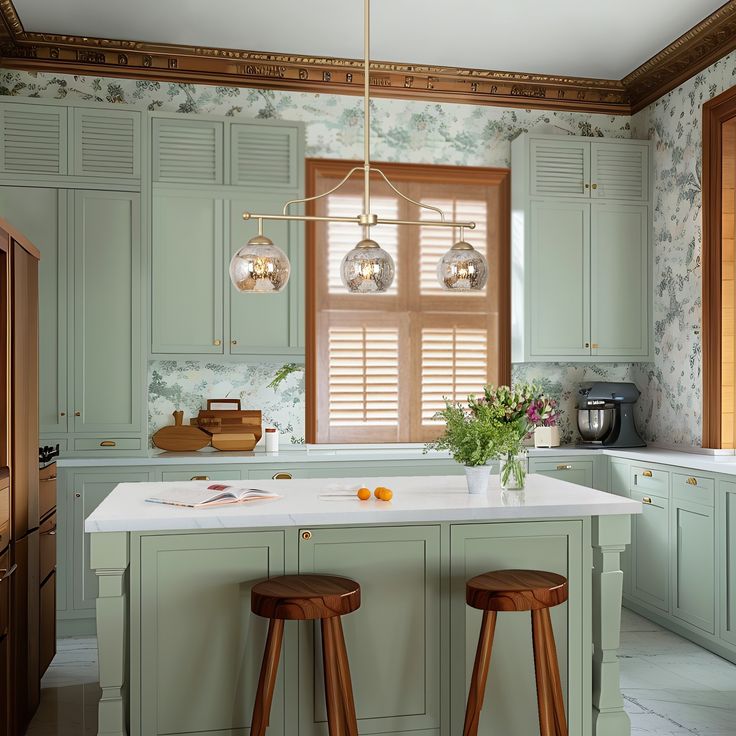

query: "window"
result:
(306, 160), (510, 443)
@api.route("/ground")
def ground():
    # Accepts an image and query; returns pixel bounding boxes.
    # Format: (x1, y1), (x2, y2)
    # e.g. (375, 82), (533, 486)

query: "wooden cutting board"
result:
(152, 410), (210, 452)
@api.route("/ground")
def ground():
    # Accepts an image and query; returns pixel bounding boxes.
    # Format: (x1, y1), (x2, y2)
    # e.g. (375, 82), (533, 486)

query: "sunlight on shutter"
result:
(421, 327), (488, 424)
(419, 198), (488, 295)
(328, 326), (400, 426)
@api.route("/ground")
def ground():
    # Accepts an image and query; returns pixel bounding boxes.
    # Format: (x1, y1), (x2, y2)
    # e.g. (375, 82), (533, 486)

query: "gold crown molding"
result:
(1, 1), (736, 115)
(625, 1), (736, 112)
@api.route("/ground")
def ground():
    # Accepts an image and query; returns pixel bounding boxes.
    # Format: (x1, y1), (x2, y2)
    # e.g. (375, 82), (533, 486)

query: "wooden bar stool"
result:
(463, 569), (569, 736)
(250, 574), (361, 736)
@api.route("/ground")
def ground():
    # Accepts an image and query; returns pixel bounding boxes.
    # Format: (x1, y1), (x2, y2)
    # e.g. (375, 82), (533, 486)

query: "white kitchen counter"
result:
(84, 473), (640, 532)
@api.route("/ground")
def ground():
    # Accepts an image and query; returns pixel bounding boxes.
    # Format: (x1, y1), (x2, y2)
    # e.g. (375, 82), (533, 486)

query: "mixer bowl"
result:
(577, 408), (614, 442)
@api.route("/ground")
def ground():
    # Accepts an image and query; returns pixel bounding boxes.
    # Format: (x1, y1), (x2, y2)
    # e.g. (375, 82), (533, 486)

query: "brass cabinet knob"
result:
(213, 339), (221, 346)
(642, 496), (652, 504)
(301, 530), (312, 541)
(686, 477), (698, 486)
(584, 183), (590, 189)
(584, 342), (590, 348)
(74, 411), (81, 417)
(231, 339), (238, 345)
(60, 411), (66, 417)
(591, 183), (598, 189)
(75, 492), (81, 499)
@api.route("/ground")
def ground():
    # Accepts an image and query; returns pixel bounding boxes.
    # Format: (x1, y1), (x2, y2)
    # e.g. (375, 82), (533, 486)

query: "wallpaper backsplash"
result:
(1, 61), (730, 447)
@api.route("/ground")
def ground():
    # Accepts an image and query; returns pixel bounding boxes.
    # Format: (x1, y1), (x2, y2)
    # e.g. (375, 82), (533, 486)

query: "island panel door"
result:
(720, 482), (736, 646)
(297, 525), (441, 736)
(450, 521), (586, 736)
(136, 530), (286, 736)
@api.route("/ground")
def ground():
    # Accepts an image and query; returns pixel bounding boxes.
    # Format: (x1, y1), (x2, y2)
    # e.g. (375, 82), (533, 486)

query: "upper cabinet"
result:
(150, 114), (305, 359)
(0, 100), (142, 185)
(512, 133), (652, 363)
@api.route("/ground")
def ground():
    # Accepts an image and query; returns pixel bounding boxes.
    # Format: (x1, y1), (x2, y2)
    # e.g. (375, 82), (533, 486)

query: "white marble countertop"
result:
(84, 473), (641, 533)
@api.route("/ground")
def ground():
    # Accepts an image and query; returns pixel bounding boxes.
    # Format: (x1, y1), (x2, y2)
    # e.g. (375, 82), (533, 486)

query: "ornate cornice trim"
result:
(625, 1), (736, 112)
(1, 1), (735, 115)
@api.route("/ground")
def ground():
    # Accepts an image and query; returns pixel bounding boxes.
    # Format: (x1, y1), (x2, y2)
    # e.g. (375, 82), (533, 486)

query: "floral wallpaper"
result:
(2, 65), (724, 447)
(149, 361), (305, 447)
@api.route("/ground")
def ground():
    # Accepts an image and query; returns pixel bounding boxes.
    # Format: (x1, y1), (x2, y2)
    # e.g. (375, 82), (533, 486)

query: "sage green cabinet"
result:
(609, 459), (632, 596)
(529, 200), (590, 357)
(629, 489), (669, 612)
(511, 133), (652, 362)
(530, 458), (594, 488)
(70, 471), (153, 612)
(228, 192), (303, 355)
(450, 521), (585, 736)
(298, 525), (441, 735)
(159, 469), (243, 482)
(136, 530), (285, 736)
(721, 482), (736, 646)
(672, 496), (715, 633)
(73, 190), (143, 434)
(590, 204), (649, 358)
(151, 191), (224, 353)
(0, 102), (68, 175)
(230, 121), (301, 190)
(0, 186), (68, 434)
(152, 117), (224, 185)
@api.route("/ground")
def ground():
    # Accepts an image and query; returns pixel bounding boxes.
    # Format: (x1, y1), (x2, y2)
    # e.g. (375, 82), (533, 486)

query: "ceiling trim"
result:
(0, 1), (735, 115)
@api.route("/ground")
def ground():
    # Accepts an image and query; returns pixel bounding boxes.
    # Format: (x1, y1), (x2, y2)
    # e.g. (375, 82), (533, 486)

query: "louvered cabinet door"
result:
(0, 102), (68, 175)
(529, 138), (590, 198)
(152, 118), (224, 185)
(591, 141), (649, 201)
(230, 122), (301, 189)
(228, 193), (303, 355)
(71, 108), (141, 179)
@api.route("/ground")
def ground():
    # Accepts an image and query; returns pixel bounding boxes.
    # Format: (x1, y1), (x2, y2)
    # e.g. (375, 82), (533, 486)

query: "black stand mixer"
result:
(576, 382), (646, 448)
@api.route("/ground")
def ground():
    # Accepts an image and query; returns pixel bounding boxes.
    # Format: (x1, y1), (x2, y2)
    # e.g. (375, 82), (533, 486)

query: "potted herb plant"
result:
(528, 395), (561, 448)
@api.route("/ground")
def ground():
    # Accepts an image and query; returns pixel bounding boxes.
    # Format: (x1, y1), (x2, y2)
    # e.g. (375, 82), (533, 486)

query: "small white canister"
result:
(265, 427), (279, 453)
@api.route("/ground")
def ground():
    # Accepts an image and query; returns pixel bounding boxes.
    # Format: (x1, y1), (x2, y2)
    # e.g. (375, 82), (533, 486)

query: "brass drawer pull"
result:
(301, 530), (312, 541)
(191, 476), (209, 481)
(556, 464), (572, 471)
(273, 472), (292, 480)
(41, 529), (56, 536)
(40, 476), (58, 482)
(99, 441), (116, 447)
(686, 477), (698, 486)
(642, 497), (653, 505)
(0, 564), (18, 583)
(642, 470), (653, 478)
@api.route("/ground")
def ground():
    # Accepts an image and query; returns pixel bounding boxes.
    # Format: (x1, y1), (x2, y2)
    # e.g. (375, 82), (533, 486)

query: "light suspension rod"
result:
(243, 212), (476, 229)
(363, 0), (371, 238)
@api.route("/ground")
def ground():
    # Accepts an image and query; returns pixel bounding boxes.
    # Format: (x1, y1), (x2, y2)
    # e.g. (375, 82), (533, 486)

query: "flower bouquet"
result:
(528, 395), (561, 448)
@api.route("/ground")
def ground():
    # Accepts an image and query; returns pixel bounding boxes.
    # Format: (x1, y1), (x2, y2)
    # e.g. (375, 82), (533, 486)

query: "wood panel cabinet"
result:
(511, 133), (652, 362)
(136, 530), (286, 736)
(297, 525), (441, 736)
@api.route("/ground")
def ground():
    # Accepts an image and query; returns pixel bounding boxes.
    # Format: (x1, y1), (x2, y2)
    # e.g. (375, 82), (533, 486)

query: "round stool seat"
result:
(466, 569), (568, 612)
(251, 574), (361, 620)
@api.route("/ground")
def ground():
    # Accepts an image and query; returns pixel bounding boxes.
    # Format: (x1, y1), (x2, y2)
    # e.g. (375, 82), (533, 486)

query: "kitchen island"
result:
(86, 473), (640, 736)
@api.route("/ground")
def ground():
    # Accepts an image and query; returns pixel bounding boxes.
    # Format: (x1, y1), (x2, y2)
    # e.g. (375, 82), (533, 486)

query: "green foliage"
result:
(425, 401), (500, 466)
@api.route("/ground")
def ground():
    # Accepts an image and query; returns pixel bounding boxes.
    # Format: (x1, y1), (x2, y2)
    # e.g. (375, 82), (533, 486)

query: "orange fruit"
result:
(357, 487), (371, 501)
(374, 486), (384, 498)
(375, 487), (393, 501)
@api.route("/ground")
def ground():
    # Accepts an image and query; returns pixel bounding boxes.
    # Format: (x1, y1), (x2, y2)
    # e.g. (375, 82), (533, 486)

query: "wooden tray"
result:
(195, 399), (262, 443)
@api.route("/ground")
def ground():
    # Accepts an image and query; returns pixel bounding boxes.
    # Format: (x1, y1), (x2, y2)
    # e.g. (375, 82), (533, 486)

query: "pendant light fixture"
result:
(230, 0), (486, 294)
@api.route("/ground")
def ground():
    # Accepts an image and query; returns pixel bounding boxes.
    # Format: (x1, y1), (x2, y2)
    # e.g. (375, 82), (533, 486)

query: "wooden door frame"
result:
(702, 87), (736, 447)
(304, 159), (511, 444)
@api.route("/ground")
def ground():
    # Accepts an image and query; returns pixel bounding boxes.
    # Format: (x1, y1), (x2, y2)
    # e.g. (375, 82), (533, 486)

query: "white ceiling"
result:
(12, 0), (727, 79)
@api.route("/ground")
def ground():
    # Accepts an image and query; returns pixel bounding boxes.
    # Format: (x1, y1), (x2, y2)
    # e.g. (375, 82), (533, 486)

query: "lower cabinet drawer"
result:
(39, 513), (56, 583)
(39, 470), (57, 521)
(248, 469), (305, 480)
(672, 473), (714, 507)
(631, 465), (669, 499)
(40, 571), (56, 677)
(160, 469), (243, 482)
(73, 438), (142, 452)
(530, 459), (594, 488)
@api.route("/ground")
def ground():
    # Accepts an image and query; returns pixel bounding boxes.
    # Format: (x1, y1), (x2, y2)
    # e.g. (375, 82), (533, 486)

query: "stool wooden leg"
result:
(463, 610), (497, 736)
(531, 610), (555, 736)
(329, 616), (359, 736)
(250, 618), (284, 736)
(321, 618), (346, 736)
(540, 608), (568, 736)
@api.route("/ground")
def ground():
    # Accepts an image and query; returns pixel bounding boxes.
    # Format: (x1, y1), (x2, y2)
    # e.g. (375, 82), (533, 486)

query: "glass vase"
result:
(499, 451), (528, 491)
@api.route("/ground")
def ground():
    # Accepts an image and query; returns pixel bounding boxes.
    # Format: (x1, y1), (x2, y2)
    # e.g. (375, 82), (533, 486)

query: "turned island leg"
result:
(591, 515), (631, 736)
(91, 532), (130, 736)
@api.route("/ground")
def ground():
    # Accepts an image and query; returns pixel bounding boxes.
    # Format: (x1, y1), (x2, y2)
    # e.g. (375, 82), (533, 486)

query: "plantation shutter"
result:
(309, 161), (509, 443)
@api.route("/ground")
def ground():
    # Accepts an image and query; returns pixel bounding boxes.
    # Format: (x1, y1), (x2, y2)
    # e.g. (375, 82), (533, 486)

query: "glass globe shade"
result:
(229, 235), (291, 293)
(340, 238), (395, 293)
(437, 241), (488, 291)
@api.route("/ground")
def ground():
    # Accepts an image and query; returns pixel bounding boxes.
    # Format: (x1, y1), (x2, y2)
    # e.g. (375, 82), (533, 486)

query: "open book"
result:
(145, 484), (281, 509)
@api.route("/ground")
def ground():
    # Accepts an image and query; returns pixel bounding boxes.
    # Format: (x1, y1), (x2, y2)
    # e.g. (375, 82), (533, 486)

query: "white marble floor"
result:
(24, 607), (736, 735)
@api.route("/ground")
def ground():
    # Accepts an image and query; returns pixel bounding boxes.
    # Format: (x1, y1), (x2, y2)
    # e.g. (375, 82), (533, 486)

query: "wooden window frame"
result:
(703, 86), (736, 447)
(305, 159), (511, 444)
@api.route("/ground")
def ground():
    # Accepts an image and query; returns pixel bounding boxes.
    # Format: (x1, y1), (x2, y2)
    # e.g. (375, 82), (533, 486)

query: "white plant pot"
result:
(534, 426), (560, 448)
(464, 465), (491, 495)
